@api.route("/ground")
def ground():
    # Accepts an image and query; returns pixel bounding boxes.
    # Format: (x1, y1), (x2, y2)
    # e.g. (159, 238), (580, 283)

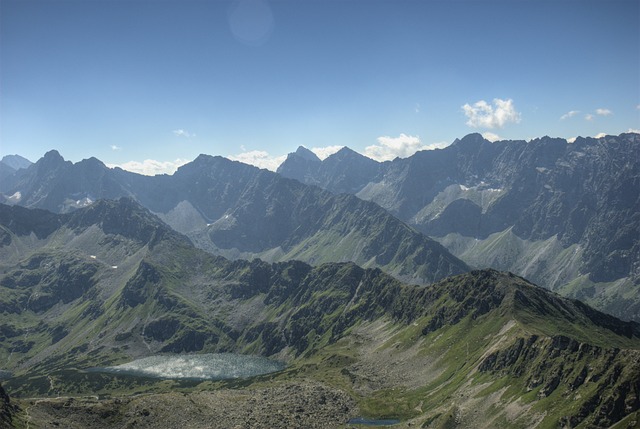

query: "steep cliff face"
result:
(479, 335), (640, 428)
(0, 383), (16, 428)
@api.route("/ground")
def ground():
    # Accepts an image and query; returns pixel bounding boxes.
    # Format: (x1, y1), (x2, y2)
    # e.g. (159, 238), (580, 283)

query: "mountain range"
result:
(1, 132), (639, 427)
(0, 150), (467, 285)
(3, 133), (637, 321)
(278, 132), (640, 321)
(1, 199), (639, 428)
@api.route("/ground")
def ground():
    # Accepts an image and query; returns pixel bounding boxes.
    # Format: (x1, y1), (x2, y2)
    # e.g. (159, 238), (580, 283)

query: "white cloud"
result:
(595, 108), (612, 116)
(364, 134), (449, 162)
(429, 141), (451, 149)
(173, 129), (195, 138)
(636, 104), (640, 110)
(594, 132), (607, 138)
(462, 98), (521, 129)
(567, 137), (577, 143)
(585, 114), (594, 121)
(415, 103), (421, 113)
(482, 132), (501, 142)
(560, 110), (579, 120)
(310, 145), (343, 160)
(228, 150), (286, 171)
(107, 159), (189, 176)
(110, 145), (122, 151)
(628, 128), (640, 134)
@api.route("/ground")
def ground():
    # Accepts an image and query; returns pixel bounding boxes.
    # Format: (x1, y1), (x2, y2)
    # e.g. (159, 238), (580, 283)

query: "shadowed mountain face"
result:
(0, 383), (16, 429)
(1, 201), (639, 428)
(0, 153), (468, 285)
(278, 133), (640, 320)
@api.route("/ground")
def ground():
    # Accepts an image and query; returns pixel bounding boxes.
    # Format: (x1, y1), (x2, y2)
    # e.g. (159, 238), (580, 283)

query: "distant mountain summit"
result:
(0, 154), (32, 184)
(0, 150), (131, 212)
(294, 146), (321, 162)
(0, 154), (32, 171)
(277, 145), (383, 194)
(275, 146), (321, 187)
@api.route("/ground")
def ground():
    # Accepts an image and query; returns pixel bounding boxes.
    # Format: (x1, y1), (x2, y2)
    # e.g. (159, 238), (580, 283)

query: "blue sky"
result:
(1, 0), (639, 174)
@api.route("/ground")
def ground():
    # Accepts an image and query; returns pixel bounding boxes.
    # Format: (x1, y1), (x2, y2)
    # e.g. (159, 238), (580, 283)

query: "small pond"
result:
(91, 353), (285, 380)
(348, 417), (401, 426)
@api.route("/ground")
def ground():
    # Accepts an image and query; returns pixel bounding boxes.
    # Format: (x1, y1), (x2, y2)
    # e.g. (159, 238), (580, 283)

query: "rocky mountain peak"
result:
(452, 133), (489, 148)
(184, 154), (255, 172)
(0, 154), (32, 171)
(78, 156), (108, 169)
(42, 149), (65, 162)
(328, 146), (372, 162)
(276, 147), (320, 177)
(30, 150), (71, 180)
(293, 146), (321, 162)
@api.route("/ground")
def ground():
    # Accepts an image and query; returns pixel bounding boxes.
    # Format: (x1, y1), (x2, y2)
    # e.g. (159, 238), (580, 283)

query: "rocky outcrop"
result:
(18, 382), (356, 429)
(0, 383), (16, 428)
(480, 335), (640, 428)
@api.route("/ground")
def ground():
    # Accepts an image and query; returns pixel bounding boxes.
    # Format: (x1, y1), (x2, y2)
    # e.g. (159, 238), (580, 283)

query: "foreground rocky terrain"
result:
(18, 382), (356, 429)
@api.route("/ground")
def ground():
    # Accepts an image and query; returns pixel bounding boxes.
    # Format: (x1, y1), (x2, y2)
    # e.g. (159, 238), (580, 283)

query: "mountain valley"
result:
(0, 132), (639, 428)
(3, 0), (637, 425)
(0, 199), (639, 428)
